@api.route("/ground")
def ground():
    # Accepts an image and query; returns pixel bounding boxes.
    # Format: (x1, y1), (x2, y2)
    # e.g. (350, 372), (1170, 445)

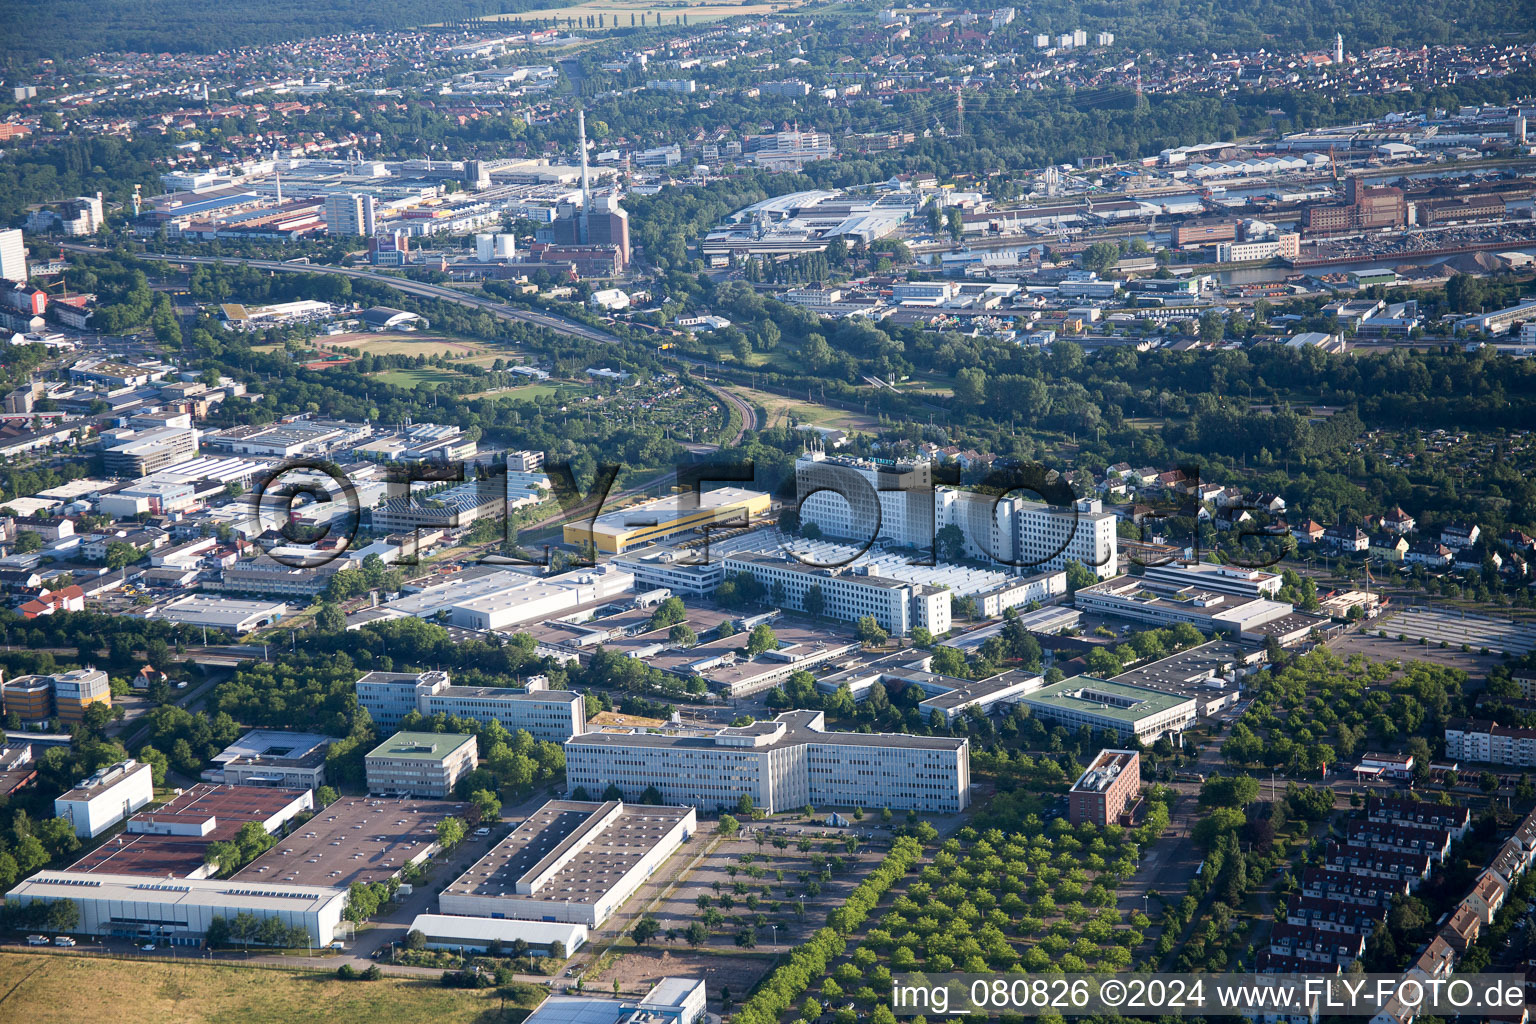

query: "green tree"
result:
(746, 624), (777, 656)
(436, 816), (467, 849)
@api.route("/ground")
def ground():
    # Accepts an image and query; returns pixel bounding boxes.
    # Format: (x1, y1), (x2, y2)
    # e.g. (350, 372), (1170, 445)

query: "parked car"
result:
(140, 942), (157, 951)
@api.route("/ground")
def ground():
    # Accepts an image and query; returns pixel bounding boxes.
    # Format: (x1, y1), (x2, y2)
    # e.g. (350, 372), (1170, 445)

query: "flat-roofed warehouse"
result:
(151, 595), (290, 634)
(439, 799), (695, 927)
(563, 487), (770, 554)
(408, 913), (589, 956)
(7, 871), (349, 946)
(234, 795), (466, 888)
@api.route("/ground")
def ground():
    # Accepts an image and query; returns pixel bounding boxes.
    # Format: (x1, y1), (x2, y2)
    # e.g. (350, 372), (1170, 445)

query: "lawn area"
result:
(466, 382), (584, 402)
(324, 332), (504, 366)
(370, 367), (462, 388)
(0, 953), (534, 1024)
(723, 384), (884, 435)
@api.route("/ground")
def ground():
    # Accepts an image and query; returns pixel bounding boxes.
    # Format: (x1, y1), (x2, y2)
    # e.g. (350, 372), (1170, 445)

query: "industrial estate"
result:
(2, 0), (1536, 1022)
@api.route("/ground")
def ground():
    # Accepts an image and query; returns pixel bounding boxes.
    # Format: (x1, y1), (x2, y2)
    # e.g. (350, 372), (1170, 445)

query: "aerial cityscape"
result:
(0, 0), (1535, 1021)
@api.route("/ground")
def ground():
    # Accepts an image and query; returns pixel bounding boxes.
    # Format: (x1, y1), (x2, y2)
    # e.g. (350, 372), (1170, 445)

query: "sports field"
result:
(0, 953), (537, 1024)
(323, 332), (501, 365)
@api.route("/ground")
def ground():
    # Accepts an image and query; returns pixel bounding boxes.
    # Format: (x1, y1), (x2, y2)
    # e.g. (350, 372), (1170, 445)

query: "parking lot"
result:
(1373, 607), (1536, 657)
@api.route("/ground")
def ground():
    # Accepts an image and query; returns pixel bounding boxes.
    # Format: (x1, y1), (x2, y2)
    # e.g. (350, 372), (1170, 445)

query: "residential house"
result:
(1293, 520), (1326, 546)
(1324, 524), (1369, 553)
(18, 585), (85, 618)
(1440, 522), (1480, 550)
(1369, 533), (1410, 563)
(1406, 539), (1454, 567)
(1382, 507), (1416, 534)
(1439, 903), (1481, 954)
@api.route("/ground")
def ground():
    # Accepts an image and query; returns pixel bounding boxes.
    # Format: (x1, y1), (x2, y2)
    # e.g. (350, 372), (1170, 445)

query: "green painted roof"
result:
(1022, 676), (1193, 723)
(366, 731), (475, 760)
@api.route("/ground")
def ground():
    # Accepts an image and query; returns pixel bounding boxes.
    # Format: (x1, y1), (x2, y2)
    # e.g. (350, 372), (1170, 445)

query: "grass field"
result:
(371, 367), (463, 388)
(724, 384), (884, 435)
(325, 333), (502, 365)
(466, 382), (582, 402)
(467, 0), (805, 29)
(0, 954), (532, 1024)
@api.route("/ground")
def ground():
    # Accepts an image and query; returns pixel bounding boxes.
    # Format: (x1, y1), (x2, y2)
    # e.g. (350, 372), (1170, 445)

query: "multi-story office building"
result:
(364, 731), (478, 797)
(1068, 749), (1142, 826)
(323, 193), (376, 237)
(797, 451), (934, 551)
(102, 427), (199, 476)
(2, 667), (111, 724)
(797, 452), (1118, 577)
(719, 551), (951, 637)
(1009, 496), (1119, 577)
(55, 759), (155, 837)
(356, 669), (585, 740)
(565, 710), (970, 814)
(0, 228), (26, 282)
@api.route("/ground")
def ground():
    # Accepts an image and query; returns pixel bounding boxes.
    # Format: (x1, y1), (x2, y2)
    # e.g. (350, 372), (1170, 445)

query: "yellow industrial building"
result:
(564, 487), (770, 554)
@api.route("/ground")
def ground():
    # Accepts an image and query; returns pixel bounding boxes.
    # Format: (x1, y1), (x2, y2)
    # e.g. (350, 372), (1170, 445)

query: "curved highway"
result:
(63, 245), (621, 345)
(65, 244), (758, 445)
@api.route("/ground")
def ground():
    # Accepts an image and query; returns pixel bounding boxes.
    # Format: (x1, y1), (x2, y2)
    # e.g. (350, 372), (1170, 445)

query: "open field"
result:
(722, 385), (884, 435)
(371, 367), (463, 388)
(467, 0), (806, 29)
(0, 953), (525, 1024)
(323, 332), (502, 365)
(466, 382), (584, 402)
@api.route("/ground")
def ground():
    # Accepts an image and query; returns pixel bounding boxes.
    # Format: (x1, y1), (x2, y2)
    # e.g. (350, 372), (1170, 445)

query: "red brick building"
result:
(1068, 749), (1141, 826)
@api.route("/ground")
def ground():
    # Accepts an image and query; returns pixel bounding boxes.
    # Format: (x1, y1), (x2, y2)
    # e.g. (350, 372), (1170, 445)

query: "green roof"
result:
(1021, 676), (1193, 723)
(366, 731), (476, 760)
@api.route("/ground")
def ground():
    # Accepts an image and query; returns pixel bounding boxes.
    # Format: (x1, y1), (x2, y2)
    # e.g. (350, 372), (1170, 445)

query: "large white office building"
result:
(381, 564), (634, 632)
(565, 710), (970, 814)
(356, 669), (585, 740)
(719, 550), (950, 637)
(795, 452), (1118, 577)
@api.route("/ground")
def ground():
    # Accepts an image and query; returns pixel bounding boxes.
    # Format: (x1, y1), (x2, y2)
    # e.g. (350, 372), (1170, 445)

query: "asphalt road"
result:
(67, 244), (764, 457)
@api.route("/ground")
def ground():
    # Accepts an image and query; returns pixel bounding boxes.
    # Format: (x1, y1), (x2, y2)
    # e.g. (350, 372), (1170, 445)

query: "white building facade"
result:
(565, 710), (969, 814)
